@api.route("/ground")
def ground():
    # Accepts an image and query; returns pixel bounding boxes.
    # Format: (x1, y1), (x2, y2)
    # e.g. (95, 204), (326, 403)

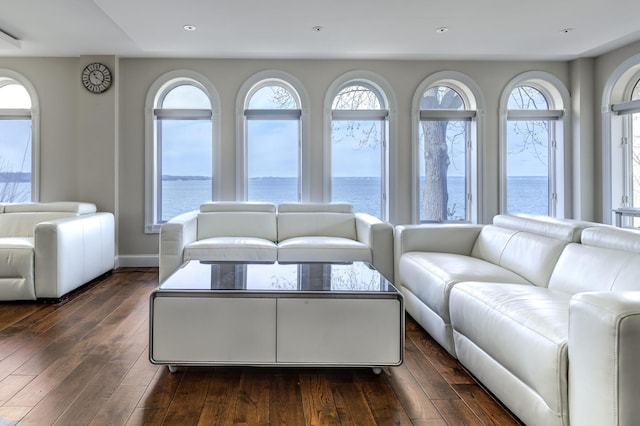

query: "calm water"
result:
(0, 181), (30, 203)
(161, 176), (549, 222)
(1, 178), (548, 221)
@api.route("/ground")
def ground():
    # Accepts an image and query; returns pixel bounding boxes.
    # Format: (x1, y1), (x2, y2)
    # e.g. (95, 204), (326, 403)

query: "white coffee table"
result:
(149, 261), (404, 373)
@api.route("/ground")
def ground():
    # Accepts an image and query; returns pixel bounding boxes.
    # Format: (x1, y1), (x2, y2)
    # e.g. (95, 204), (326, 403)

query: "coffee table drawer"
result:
(151, 296), (276, 364)
(276, 298), (402, 365)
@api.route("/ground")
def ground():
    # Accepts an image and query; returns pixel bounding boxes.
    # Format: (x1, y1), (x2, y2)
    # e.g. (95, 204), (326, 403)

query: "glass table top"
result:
(158, 261), (397, 294)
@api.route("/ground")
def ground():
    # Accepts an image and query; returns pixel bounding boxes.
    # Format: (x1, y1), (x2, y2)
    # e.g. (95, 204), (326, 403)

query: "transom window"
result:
(330, 81), (388, 218)
(243, 80), (301, 204)
(418, 85), (475, 222)
(503, 83), (564, 216)
(0, 78), (34, 203)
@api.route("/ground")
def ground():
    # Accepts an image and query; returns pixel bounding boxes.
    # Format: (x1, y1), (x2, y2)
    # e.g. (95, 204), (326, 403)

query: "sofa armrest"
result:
(569, 291), (640, 426)
(394, 223), (483, 285)
(394, 223), (483, 255)
(34, 212), (115, 299)
(355, 213), (394, 282)
(159, 210), (198, 282)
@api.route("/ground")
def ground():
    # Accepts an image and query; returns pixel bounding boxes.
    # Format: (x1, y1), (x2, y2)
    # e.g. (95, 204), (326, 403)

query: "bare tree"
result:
(331, 85), (381, 149)
(269, 83), (382, 148)
(508, 86), (549, 165)
(268, 85), (297, 109)
(0, 156), (29, 202)
(420, 86), (464, 222)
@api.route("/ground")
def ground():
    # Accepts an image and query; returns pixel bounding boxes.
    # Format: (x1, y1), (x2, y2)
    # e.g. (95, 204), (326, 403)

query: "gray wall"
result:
(593, 39), (640, 220)
(3, 41), (640, 264)
(118, 58), (569, 262)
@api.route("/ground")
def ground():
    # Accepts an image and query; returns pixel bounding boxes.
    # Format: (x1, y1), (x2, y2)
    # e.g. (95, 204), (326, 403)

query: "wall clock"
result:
(81, 62), (112, 94)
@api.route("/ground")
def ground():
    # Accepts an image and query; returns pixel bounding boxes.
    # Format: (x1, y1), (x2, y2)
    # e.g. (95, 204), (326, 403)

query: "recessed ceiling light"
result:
(312, 26), (324, 32)
(435, 27), (449, 34)
(183, 25), (197, 31)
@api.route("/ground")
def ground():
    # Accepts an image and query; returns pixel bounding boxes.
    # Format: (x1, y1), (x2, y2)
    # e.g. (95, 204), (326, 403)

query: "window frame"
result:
(236, 71), (310, 202)
(601, 57), (640, 224)
(324, 71), (396, 221)
(499, 72), (570, 218)
(411, 72), (484, 224)
(144, 70), (220, 233)
(608, 70), (640, 226)
(0, 69), (40, 202)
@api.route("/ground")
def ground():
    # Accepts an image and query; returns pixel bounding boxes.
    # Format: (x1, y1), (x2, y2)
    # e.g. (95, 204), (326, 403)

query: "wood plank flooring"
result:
(0, 268), (522, 425)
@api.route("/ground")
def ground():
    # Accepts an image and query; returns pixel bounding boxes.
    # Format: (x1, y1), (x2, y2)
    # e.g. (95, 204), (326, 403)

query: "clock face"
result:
(81, 63), (112, 94)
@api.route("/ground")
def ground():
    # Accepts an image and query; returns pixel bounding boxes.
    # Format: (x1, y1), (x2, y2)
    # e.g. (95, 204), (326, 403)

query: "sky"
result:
(0, 120), (32, 174)
(0, 84), (32, 174)
(1, 115), (549, 180)
(1, 82), (549, 180)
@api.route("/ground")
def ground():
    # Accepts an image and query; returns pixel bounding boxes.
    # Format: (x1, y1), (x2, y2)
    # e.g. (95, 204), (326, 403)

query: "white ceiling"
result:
(1, 0), (640, 60)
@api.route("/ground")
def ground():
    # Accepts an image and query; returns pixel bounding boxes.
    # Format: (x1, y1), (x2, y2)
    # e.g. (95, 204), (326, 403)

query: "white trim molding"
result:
(601, 53), (640, 224)
(498, 71), (571, 218)
(411, 71), (485, 224)
(323, 70), (398, 222)
(144, 70), (220, 233)
(235, 70), (311, 202)
(0, 68), (40, 202)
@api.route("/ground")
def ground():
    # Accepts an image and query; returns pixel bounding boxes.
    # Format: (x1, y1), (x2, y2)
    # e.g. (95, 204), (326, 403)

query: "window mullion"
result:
(622, 114), (632, 206)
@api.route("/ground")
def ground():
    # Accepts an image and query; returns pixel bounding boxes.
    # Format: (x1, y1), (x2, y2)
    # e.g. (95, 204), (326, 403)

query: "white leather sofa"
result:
(0, 202), (115, 301)
(395, 214), (640, 426)
(159, 202), (394, 283)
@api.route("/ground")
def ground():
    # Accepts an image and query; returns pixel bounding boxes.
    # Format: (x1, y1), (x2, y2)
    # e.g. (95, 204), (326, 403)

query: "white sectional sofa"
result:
(0, 202), (115, 301)
(395, 214), (640, 426)
(159, 202), (394, 283)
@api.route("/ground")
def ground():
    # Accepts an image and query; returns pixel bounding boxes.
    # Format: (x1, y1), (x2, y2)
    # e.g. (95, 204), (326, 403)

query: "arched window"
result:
(500, 73), (569, 217)
(329, 80), (388, 219)
(608, 67), (640, 226)
(631, 81), (640, 223)
(0, 72), (37, 202)
(412, 72), (482, 224)
(242, 79), (302, 203)
(145, 71), (218, 232)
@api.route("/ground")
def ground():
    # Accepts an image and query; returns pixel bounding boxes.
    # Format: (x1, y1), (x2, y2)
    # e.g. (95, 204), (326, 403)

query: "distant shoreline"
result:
(162, 175), (210, 181)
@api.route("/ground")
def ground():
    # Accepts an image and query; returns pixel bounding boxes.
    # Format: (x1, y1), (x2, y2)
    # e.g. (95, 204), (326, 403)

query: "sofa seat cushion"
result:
(277, 236), (371, 263)
(450, 282), (572, 418)
(0, 237), (35, 300)
(184, 237), (277, 263)
(398, 252), (532, 323)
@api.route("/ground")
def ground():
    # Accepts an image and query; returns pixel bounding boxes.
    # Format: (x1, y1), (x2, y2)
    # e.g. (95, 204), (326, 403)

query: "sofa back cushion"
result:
(549, 227), (640, 294)
(492, 214), (586, 243)
(471, 225), (518, 265)
(0, 212), (79, 237)
(499, 231), (569, 287)
(197, 202), (277, 241)
(3, 202), (97, 215)
(277, 203), (356, 241)
(471, 215), (586, 287)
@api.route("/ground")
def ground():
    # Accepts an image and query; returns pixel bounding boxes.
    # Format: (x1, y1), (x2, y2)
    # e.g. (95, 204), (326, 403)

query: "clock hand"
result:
(91, 71), (104, 83)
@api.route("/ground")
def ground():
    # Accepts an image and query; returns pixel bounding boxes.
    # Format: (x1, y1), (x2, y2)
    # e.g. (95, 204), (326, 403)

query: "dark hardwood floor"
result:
(0, 268), (522, 425)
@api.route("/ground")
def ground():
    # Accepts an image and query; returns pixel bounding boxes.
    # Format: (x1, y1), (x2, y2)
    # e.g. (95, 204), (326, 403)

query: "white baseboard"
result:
(116, 255), (159, 268)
